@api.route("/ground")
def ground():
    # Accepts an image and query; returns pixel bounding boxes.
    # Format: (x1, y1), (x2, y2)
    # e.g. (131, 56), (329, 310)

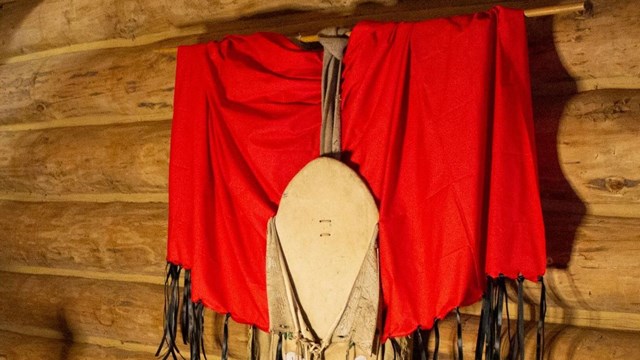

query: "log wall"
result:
(0, 0), (639, 358)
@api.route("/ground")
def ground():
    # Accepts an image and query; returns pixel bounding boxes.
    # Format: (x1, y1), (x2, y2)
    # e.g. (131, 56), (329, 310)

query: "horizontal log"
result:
(1, 270), (639, 358)
(0, 272), (163, 346)
(1, 89), (638, 214)
(461, 211), (640, 331)
(0, 201), (167, 277)
(0, 44), (177, 128)
(1, 197), (639, 329)
(0, 330), (153, 360)
(2, 271), (639, 360)
(424, 312), (640, 360)
(0, 192), (168, 203)
(0, 272), (248, 355)
(535, 90), (640, 219)
(0, 121), (170, 195)
(0, 0), (396, 59)
(0, 0), (579, 61)
(528, 0), (640, 94)
(0, 0), (635, 128)
(254, 312), (640, 360)
(526, 213), (640, 331)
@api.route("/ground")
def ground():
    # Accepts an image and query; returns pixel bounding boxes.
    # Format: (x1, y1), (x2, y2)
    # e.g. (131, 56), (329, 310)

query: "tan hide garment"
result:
(266, 157), (379, 360)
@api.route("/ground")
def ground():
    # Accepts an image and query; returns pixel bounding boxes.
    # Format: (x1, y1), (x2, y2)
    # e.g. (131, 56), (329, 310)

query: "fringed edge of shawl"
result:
(412, 327), (426, 360)
(190, 301), (208, 360)
(222, 312), (231, 360)
(156, 262), (183, 360)
(155, 267), (546, 360)
(473, 274), (547, 360)
(156, 264), (208, 360)
(181, 269), (193, 345)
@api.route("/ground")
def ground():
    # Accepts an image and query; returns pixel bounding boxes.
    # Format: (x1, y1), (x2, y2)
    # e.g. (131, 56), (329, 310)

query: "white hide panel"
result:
(275, 157), (378, 340)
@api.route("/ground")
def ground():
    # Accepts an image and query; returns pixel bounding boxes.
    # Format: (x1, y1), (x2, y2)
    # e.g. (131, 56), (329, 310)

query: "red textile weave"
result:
(167, 6), (545, 340)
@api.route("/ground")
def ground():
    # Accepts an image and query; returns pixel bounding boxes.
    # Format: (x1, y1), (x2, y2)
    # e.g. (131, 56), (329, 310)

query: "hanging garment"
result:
(167, 34), (323, 330)
(340, 6), (546, 339)
(162, 6), (545, 356)
(266, 157), (380, 360)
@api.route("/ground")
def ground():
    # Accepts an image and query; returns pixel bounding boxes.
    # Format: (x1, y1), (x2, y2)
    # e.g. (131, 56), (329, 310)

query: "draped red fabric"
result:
(341, 7), (545, 338)
(167, 6), (545, 340)
(168, 35), (323, 327)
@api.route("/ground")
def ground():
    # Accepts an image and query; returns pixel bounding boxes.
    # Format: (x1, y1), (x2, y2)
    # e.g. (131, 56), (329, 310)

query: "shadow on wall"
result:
(0, 0), (44, 54)
(527, 13), (586, 270)
(57, 309), (74, 360)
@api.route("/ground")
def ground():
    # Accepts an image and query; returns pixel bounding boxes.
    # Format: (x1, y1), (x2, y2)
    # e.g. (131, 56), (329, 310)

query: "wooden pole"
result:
(524, 1), (590, 17)
(153, 1), (589, 54)
(296, 1), (588, 42)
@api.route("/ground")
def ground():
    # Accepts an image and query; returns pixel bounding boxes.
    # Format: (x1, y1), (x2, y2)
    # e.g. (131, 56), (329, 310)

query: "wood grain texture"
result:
(0, 200), (639, 329)
(0, 0), (567, 61)
(534, 213), (640, 331)
(424, 312), (640, 360)
(255, 312), (640, 360)
(0, 44), (177, 127)
(543, 214), (640, 316)
(0, 272), (248, 355)
(535, 90), (640, 218)
(558, 91), (640, 217)
(0, 0), (506, 65)
(1, 89), (637, 207)
(458, 213), (640, 330)
(528, 0), (640, 95)
(0, 272), (163, 346)
(0, 331), (153, 360)
(0, 0), (394, 59)
(0, 201), (167, 276)
(0, 121), (170, 195)
(0, 1), (636, 128)
(1, 271), (639, 360)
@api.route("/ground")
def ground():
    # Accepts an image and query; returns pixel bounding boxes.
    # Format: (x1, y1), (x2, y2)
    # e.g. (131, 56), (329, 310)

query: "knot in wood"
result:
(605, 176), (627, 193)
(116, 18), (139, 39)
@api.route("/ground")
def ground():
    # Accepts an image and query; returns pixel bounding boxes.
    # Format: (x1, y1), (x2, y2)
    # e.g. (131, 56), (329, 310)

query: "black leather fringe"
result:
(504, 280), (512, 342)
(470, 275), (546, 360)
(222, 313), (231, 360)
(509, 276), (525, 360)
(517, 276), (525, 360)
(380, 338), (400, 360)
(456, 308), (464, 360)
(249, 325), (257, 360)
(432, 320), (440, 360)
(156, 263), (183, 360)
(535, 276), (547, 360)
(190, 301), (207, 360)
(492, 276), (506, 360)
(276, 332), (283, 360)
(484, 278), (496, 360)
(474, 276), (512, 360)
(391, 338), (401, 360)
(475, 277), (492, 360)
(412, 327), (427, 360)
(181, 270), (193, 345)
